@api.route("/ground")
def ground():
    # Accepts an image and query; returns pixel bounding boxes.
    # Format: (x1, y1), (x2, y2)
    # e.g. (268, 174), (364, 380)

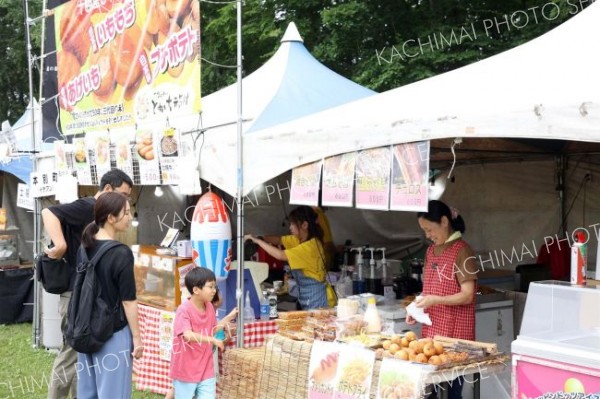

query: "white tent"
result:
(190, 23), (375, 196)
(0, 100), (45, 183)
(240, 1), (600, 196)
(225, 4), (600, 274)
(11, 99), (46, 154)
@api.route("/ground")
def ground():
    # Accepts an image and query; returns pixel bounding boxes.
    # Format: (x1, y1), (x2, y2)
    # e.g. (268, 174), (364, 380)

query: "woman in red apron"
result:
(407, 200), (478, 399)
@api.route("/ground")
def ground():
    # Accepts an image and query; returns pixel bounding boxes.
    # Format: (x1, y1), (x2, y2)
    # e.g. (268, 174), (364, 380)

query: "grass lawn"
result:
(0, 323), (163, 399)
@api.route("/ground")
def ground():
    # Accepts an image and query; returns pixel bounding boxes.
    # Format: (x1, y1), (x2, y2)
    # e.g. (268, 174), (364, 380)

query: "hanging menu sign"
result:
(112, 128), (135, 182)
(390, 141), (430, 211)
(72, 136), (92, 185)
(290, 160), (322, 206)
(86, 132), (111, 180)
(322, 153), (356, 207)
(158, 127), (182, 185)
(135, 128), (160, 184)
(53, 140), (68, 171)
(355, 147), (391, 210)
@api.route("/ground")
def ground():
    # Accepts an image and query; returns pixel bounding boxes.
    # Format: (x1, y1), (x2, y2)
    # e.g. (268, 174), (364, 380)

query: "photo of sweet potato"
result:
(166, 0), (190, 23)
(90, 45), (116, 99)
(156, 29), (184, 78)
(57, 50), (81, 110)
(60, 0), (92, 65)
(136, 132), (155, 161)
(111, 24), (147, 100)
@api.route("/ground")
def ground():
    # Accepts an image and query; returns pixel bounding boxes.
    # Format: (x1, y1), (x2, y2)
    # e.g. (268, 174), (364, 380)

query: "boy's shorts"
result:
(173, 377), (216, 399)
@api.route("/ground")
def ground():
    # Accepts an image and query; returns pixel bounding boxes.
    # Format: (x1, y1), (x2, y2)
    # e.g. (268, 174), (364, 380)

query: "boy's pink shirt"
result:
(169, 299), (217, 383)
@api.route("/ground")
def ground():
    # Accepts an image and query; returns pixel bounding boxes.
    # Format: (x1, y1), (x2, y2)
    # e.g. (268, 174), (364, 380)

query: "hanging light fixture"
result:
(131, 212), (139, 227)
(428, 173), (447, 200)
(154, 186), (164, 197)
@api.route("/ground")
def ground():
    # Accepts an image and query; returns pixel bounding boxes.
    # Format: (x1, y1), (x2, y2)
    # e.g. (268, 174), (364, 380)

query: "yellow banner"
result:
(54, 0), (201, 135)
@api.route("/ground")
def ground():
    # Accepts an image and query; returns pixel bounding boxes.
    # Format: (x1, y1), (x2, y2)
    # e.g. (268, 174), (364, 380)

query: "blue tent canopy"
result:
(196, 22), (376, 196)
(248, 40), (375, 132)
(0, 157), (32, 183)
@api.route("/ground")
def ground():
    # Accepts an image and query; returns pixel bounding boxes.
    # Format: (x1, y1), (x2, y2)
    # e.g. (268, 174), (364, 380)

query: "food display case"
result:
(512, 281), (600, 398)
(133, 245), (195, 311)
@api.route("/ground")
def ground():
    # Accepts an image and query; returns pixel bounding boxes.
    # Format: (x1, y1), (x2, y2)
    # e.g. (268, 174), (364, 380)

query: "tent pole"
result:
(235, 0), (245, 348)
(23, 0), (42, 349)
(557, 155), (567, 236)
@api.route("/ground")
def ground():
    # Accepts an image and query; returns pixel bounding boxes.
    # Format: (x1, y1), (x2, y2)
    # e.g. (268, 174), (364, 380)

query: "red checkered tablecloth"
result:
(133, 304), (278, 395)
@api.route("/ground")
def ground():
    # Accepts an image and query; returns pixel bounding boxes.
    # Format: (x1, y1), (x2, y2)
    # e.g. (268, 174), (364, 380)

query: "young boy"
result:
(169, 267), (237, 399)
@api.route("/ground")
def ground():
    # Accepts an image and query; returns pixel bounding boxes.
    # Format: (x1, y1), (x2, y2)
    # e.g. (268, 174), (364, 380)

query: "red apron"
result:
(421, 240), (476, 340)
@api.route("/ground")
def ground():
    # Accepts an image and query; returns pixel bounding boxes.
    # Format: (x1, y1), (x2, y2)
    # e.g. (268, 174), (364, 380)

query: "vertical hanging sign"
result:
(390, 141), (430, 211)
(322, 153), (356, 207)
(355, 147), (391, 210)
(158, 127), (182, 185)
(111, 128), (135, 182)
(72, 136), (93, 185)
(136, 128), (160, 184)
(93, 133), (111, 179)
(290, 160), (322, 206)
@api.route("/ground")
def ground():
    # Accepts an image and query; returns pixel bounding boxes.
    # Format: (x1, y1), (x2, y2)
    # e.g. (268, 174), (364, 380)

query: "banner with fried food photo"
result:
(53, 0), (201, 136)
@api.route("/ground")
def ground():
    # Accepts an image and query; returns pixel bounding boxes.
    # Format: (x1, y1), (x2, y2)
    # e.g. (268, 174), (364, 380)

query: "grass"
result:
(0, 323), (164, 399)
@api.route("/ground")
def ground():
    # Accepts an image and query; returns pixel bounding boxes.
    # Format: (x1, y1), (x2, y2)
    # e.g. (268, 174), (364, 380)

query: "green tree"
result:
(0, 0), (42, 124)
(200, 0), (585, 94)
(1, 0), (591, 124)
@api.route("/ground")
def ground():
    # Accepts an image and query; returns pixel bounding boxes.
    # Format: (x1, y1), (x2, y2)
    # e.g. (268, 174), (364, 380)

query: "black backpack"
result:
(63, 240), (124, 354)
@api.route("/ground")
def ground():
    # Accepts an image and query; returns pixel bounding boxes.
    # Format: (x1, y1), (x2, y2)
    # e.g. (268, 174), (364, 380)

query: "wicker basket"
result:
(219, 347), (266, 399)
(258, 335), (313, 399)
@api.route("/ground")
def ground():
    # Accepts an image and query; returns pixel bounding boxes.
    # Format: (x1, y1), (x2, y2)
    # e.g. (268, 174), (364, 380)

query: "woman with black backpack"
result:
(74, 191), (142, 399)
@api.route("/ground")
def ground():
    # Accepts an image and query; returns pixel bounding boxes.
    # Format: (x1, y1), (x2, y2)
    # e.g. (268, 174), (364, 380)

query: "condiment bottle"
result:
(363, 296), (381, 333)
(243, 291), (255, 322)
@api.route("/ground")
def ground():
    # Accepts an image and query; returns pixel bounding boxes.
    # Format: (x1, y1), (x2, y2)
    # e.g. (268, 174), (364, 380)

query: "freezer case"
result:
(511, 281), (600, 398)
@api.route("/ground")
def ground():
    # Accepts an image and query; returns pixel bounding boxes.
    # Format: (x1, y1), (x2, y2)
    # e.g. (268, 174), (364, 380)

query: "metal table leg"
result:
(473, 372), (481, 399)
(439, 381), (449, 399)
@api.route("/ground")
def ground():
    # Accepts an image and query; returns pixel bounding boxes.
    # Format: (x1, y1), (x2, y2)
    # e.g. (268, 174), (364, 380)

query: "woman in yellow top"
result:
(244, 206), (329, 309)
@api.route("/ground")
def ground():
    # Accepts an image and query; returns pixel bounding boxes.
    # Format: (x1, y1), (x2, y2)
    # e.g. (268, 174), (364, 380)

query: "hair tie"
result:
(450, 207), (459, 220)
